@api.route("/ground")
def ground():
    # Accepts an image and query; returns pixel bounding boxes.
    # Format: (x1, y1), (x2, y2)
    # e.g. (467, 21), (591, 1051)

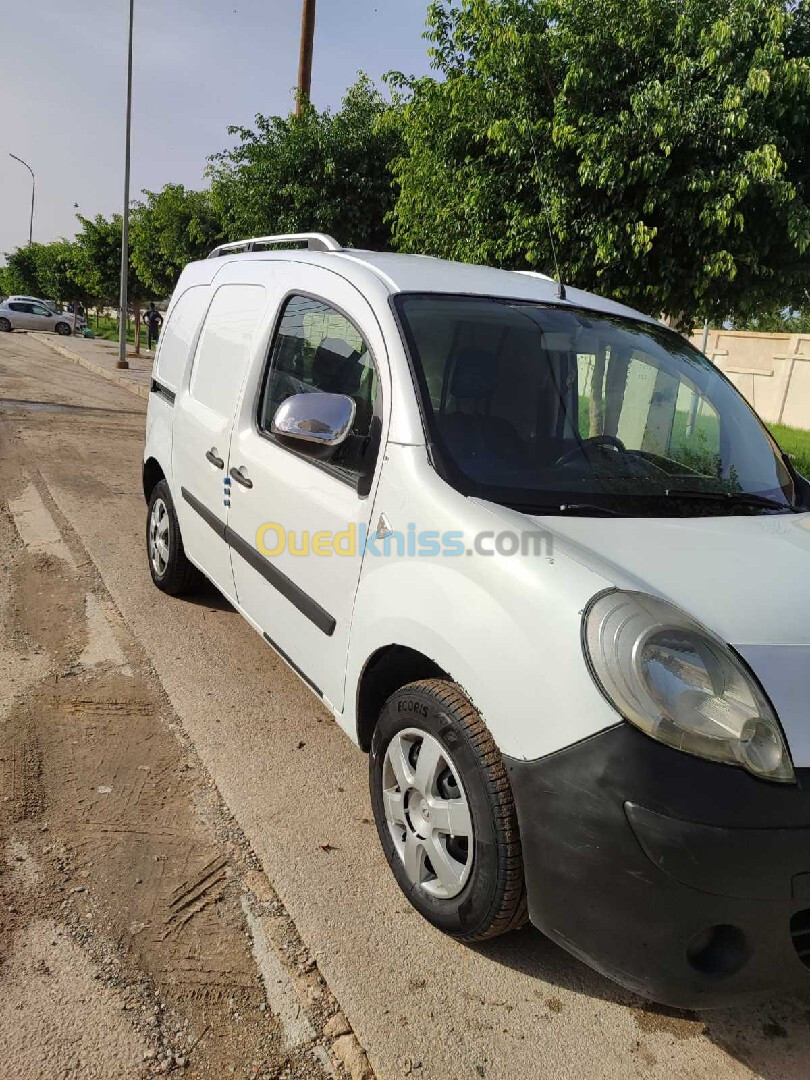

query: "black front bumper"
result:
(505, 724), (810, 1008)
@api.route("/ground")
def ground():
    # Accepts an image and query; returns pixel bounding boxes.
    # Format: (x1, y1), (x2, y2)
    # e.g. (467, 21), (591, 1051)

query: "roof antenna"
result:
(529, 129), (566, 300)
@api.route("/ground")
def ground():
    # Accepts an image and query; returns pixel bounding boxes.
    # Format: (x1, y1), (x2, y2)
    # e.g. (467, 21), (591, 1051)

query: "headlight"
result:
(583, 590), (794, 783)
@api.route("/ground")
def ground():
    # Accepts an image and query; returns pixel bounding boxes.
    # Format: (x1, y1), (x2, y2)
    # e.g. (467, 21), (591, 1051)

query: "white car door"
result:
(227, 270), (389, 710)
(172, 282), (268, 599)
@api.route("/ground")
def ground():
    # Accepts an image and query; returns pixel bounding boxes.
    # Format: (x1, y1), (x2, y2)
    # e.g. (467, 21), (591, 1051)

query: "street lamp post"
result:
(9, 154), (35, 246)
(117, 0), (135, 371)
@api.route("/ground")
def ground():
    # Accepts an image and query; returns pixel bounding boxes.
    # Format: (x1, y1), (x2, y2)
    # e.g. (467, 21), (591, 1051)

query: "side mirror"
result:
(271, 391), (355, 450)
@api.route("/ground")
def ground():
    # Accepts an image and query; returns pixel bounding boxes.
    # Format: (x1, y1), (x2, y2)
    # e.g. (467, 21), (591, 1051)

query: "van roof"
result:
(193, 243), (658, 326)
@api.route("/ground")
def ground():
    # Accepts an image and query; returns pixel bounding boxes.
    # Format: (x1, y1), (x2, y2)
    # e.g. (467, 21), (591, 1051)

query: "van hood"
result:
(516, 510), (810, 647)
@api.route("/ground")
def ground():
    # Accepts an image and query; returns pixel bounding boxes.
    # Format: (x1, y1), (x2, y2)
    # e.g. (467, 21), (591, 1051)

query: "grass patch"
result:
(770, 423), (810, 478)
(92, 313), (155, 349)
(93, 314), (137, 346)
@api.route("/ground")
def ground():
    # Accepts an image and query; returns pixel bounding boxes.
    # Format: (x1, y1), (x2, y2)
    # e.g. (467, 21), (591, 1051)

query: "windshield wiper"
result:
(507, 501), (624, 517)
(558, 503), (623, 516)
(663, 488), (797, 512)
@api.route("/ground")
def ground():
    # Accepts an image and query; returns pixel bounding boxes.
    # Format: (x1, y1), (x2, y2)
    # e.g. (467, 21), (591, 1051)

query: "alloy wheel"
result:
(148, 498), (170, 578)
(382, 728), (474, 899)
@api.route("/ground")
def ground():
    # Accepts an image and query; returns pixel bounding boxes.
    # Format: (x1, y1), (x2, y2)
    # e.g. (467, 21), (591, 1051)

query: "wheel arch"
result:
(355, 644), (448, 751)
(142, 456), (166, 503)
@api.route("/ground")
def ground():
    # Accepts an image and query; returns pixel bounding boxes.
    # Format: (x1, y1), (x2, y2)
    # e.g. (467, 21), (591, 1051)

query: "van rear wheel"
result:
(370, 678), (527, 941)
(146, 480), (200, 595)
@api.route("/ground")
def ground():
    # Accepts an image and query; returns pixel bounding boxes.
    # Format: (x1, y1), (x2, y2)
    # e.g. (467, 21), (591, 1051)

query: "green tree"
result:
(74, 215), (123, 306)
(208, 75), (400, 249)
(1, 244), (45, 297)
(34, 241), (93, 313)
(74, 214), (150, 352)
(733, 301), (810, 331)
(130, 184), (225, 297)
(390, 0), (810, 328)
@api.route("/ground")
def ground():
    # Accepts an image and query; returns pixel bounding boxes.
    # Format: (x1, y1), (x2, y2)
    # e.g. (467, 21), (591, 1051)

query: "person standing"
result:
(143, 302), (164, 350)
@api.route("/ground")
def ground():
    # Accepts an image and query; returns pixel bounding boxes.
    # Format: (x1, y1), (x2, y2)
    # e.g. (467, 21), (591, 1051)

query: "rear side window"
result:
(154, 286), (210, 391)
(8, 302), (31, 313)
(189, 285), (266, 417)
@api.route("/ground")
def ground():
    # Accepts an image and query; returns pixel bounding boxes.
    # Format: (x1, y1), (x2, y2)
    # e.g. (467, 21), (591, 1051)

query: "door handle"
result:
(205, 448), (224, 469)
(229, 465), (253, 489)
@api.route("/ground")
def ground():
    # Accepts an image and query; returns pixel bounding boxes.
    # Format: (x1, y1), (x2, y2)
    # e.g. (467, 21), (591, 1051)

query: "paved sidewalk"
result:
(30, 332), (154, 401)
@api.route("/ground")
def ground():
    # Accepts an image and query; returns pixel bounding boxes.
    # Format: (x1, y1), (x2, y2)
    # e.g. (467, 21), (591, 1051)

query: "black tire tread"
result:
(394, 677), (528, 941)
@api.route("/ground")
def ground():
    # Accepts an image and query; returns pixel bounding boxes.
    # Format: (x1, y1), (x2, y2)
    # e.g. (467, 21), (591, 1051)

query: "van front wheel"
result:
(370, 679), (527, 941)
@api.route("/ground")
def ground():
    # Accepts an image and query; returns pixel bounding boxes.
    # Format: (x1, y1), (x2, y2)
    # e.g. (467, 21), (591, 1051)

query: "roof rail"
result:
(207, 233), (341, 259)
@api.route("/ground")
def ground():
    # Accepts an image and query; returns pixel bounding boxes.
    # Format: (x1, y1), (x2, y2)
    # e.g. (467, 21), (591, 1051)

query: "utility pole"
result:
(296, 0), (316, 116)
(117, 0), (135, 370)
(9, 154), (35, 246)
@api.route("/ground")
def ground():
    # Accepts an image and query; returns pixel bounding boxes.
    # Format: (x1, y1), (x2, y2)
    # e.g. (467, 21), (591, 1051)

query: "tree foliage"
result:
(34, 240), (92, 307)
(389, 0), (810, 327)
(130, 184), (225, 297)
(1, 244), (44, 297)
(208, 75), (400, 249)
(733, 301), (810, 331)
(0, 241), (90, 306)
(73, 214), (149, 306)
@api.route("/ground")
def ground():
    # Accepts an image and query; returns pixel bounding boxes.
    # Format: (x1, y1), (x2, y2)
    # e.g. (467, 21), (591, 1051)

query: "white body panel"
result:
(340, 444), (622, 760)
(172, 281), (268, 598)
(144, 246), (810, 771)
(227, 263), (391, 709)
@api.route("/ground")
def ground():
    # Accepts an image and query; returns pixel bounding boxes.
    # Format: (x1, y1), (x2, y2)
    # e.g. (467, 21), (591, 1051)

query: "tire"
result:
(146, 480), (200, 595)
(0, 318), (11, 332)
(370, 678), (528, 942)
(55, 322), (71, 336)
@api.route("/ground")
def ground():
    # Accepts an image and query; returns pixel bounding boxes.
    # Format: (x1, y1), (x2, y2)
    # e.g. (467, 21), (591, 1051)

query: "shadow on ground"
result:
(178, 576), (236, 613)
(477, 924), (810, 1078)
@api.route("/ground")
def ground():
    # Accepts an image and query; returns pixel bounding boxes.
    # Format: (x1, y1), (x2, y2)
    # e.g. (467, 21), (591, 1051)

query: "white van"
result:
(143, 233), (810, 1007)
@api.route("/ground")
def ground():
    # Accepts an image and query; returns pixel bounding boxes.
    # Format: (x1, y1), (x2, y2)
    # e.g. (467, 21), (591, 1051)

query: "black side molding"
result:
(150, 379), (176, 406)
(228, 527), (336, 636)
(180, 487), (336, 637)
(263, 632), (322, 697)
(181, 487), (227, 540)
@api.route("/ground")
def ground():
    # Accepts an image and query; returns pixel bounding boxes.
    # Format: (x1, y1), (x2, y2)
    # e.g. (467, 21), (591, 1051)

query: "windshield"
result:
(395, 294), (802, 517)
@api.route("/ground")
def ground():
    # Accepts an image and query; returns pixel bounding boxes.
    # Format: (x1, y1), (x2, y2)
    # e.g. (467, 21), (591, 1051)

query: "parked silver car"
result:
(0, 299), (74, 335)
(6, 295), (87, 328)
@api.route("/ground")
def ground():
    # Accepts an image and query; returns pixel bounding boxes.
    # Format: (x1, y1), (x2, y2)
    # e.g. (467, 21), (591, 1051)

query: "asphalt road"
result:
(2, 331), (809, 1080)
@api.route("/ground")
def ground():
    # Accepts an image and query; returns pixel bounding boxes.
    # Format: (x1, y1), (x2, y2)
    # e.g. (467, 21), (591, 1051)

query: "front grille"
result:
(790, 909), (810, 967)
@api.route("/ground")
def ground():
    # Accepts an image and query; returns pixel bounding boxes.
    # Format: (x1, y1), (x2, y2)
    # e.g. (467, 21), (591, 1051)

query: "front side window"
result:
(258, 295), (380, 483)
(396, 294), (800, 517)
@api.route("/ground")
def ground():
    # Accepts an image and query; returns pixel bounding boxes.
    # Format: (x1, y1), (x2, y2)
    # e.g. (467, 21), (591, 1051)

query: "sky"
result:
(0, 0), (435, 261)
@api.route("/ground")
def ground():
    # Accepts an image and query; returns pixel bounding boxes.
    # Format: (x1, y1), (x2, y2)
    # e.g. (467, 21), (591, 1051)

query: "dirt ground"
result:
(0, 369), (358, 1078)
(5, 331), (810, 1080)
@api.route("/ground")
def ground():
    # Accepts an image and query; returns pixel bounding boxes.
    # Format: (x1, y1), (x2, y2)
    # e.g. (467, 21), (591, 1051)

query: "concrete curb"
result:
(30, 333), (151, 402)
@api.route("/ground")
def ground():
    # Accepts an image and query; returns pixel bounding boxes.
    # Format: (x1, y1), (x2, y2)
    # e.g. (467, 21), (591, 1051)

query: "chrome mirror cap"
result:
(271, 392), (356, 448)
